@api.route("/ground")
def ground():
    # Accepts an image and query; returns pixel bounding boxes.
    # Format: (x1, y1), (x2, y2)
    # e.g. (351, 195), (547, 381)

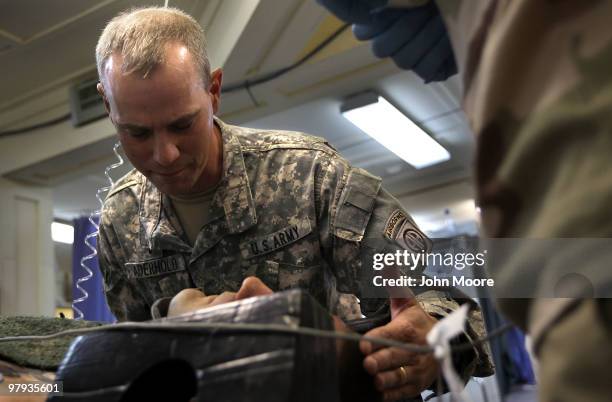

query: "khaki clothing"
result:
(98, 118), (493, 379)
(169, 188), (216, 245)
(436, 0), (612, 338)
(538, 300), (612, 402)
(432, 1), (612, 400)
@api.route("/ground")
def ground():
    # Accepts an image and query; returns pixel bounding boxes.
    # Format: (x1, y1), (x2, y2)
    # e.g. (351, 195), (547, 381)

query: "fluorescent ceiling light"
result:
(342, 94), (450, 169)
(52, 222), (74, 244)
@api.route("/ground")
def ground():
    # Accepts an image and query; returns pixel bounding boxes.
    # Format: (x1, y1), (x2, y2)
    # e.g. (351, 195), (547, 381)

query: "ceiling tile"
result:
(0, 0), (103, 42)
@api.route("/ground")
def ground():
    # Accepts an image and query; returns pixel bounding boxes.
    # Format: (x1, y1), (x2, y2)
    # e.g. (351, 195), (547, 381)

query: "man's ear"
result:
(96, 82), (111, 115)
(208, 68), (223, 114)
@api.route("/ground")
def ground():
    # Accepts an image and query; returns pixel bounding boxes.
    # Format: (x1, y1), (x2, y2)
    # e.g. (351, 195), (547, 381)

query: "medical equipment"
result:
(52, 290), (373, 402)
(72, 142), (124, 320)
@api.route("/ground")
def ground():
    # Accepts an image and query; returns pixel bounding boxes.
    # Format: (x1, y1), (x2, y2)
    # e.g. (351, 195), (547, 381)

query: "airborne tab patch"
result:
(125, 255), (186, 279)
(384, 209), (431, 252)
(241, 219), (312, 259)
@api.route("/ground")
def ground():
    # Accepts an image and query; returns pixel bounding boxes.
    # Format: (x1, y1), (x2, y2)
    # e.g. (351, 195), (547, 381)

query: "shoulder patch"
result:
(384, 209), (431, 252)
(384, 210), (407, 238)
(106, 180), (138, 199)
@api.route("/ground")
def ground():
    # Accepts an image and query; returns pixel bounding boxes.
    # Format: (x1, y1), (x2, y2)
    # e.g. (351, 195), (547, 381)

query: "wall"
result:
(54, 241), (73, 307)
(0, 177), (55, 316)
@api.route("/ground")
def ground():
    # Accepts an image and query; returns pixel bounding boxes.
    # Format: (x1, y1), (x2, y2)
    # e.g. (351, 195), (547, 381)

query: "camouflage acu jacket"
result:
(98, 118), (493, 379)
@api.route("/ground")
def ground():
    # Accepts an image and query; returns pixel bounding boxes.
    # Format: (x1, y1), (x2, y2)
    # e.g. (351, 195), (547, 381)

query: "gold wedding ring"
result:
(398, 366), (408, 384)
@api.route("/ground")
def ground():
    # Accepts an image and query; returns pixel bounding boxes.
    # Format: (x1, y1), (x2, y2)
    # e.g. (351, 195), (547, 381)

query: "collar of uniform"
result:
(139, 176), (160, 252)
(139, 178), (192, 253)
(214, 117), (257, 234)
(138, 118), (257, 252)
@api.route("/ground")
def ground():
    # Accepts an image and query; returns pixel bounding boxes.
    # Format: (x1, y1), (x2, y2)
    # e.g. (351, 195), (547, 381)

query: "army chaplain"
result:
(95, 7), (493, 401)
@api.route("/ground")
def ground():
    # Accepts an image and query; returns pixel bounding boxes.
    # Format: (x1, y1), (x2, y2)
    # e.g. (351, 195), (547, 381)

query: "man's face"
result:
(98, 43), (222, 196)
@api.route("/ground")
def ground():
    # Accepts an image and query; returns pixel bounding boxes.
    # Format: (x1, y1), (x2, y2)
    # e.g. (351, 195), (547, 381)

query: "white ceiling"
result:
(0, 0), (478, 229)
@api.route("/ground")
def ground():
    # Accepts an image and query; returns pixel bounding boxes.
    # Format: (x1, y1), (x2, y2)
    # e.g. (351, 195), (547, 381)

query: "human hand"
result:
(360, 297), (438, 401)
(167, 288), (237, 317)
(317, 0), (456, 82)
(167, 277), (274, 317)
(353, 2), (456, 82)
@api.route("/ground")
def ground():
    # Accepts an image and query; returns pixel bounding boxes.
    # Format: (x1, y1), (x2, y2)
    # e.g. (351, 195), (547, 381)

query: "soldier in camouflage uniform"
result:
(95, 7), (493, 400)
(318, 0), (612, 401)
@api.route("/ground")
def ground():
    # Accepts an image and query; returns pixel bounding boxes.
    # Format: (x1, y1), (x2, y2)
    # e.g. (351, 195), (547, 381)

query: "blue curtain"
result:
(72, 216), (116, 322)
(480, 298), (536, 395)
(504, 326), (536, 385)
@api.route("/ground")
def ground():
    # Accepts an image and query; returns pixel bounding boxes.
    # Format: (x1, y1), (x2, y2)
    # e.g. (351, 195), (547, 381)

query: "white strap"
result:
(426, 303), (474, 402)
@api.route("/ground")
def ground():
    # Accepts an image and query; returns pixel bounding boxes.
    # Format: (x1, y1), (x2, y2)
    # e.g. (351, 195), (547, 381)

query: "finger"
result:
(352, 8), (404, 41)
(197, 295), (219, 308)
(370, 6), (434, 58)
(209, 291), (237, 306)
(410, 32), (451, 83)
(412, 32), (455, 83)
(360, 324), (395, 356)
(373, 362), (421, 390)
(364, 346), (419, 375)
(175, 288), (207, 300)
(168, 288), (207, 316)
(389, 16), (446, 70)
(236, 276), (273, 300)
(421, 51), (457, 83)
(175, 294), (225, 315)
(432, 55), (458, 82)
(360, 323), (391, 356)
(360, 316), (418, 356)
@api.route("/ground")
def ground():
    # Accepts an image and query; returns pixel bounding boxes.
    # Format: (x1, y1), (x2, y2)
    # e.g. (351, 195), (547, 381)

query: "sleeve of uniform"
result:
(416, 290), (495, 381)
(98, 206), (151, 322)
(315, 156), (494, 381)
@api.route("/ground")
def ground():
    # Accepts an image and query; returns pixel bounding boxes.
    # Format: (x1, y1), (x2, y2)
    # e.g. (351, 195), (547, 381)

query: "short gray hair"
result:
(96, 7), (211, 87)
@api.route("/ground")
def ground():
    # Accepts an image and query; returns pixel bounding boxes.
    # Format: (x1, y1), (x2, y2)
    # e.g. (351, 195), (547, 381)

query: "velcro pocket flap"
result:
(334, 168), (382, 241)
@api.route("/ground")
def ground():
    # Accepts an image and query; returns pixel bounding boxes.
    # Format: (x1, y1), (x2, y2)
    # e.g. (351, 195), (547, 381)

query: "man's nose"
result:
(152, 131), (180, 166)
